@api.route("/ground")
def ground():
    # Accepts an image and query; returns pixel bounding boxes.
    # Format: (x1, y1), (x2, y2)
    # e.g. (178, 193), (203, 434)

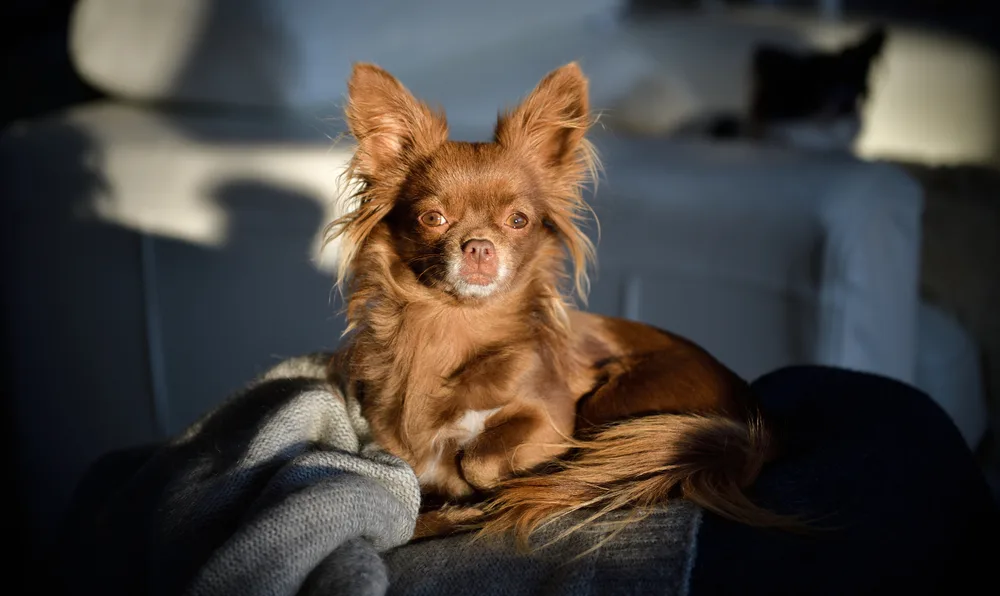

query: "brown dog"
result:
(327, 62), (788, 545)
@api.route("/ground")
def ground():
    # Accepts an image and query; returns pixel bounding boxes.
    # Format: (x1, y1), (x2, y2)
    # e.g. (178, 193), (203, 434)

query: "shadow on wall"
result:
(164, 0), (299, 110)
(0, 120), (346, 564)
(155, 178), (345, 432)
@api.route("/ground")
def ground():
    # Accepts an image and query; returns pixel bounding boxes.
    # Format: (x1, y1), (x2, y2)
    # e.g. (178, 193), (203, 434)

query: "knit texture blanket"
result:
(56, 353), (702, 596)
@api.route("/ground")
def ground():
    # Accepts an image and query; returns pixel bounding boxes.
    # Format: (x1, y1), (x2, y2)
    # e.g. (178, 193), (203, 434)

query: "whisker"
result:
(404, 254), (441, 266)
(415, 264), (444, 284)
(399, 234), (440, 249)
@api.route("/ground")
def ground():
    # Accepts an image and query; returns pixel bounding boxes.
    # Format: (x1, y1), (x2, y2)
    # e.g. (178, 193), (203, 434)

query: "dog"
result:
(327, 62), (792, 545)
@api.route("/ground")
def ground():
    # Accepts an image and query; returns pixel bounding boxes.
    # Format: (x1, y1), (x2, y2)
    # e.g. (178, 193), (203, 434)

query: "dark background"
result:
(2, 1), (1000, 127)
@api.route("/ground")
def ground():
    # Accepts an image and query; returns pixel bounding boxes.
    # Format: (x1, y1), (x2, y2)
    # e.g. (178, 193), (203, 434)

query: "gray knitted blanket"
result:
(60, 353), (701, 596)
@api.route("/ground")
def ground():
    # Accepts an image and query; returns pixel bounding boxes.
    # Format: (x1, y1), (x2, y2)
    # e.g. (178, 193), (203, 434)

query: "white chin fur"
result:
(452, 281), (501, 298)
(448, 260), (508, 299)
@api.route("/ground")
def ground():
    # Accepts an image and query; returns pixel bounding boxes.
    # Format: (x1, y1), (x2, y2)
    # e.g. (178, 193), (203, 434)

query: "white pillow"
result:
(69, 0), (624, 110)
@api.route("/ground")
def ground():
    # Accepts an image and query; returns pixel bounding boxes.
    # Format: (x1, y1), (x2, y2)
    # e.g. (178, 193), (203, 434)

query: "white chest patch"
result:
(417, 407), (502, 486)
(453, 407), (502, 446)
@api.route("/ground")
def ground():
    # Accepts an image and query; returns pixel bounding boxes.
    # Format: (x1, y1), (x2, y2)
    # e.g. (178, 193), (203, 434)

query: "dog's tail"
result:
(476, 411), (800, 547)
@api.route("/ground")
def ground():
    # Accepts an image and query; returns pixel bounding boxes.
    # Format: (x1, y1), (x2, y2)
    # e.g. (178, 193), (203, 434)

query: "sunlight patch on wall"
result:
(795, 18), (1000, 166)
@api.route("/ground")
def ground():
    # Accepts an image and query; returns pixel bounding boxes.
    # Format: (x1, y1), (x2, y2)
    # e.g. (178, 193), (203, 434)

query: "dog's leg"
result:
(577, 348), (751, 430)
(459, 400), (573, 491)
(412, 435), (479, 500)
(412, 504), (486, 541)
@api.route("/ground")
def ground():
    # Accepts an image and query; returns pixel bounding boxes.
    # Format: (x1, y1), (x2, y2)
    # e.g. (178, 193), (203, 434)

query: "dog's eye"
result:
(505, 213), (529, 229)
(420, 212), (447, 227)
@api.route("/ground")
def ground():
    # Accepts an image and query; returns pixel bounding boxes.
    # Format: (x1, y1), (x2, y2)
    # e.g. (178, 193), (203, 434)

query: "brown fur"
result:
(327, 62), (797, 548)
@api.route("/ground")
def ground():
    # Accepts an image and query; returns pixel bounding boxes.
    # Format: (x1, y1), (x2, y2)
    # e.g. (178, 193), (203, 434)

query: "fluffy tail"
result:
(474, 412), (801, 547)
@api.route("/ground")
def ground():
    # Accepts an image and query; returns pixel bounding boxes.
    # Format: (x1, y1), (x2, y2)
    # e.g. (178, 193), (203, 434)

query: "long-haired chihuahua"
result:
(327, 62), (794, 546)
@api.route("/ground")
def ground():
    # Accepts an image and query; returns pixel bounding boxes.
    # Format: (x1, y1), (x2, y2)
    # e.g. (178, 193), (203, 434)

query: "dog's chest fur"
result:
(355, 299), (536, 456)
(418, 406), (503, 486)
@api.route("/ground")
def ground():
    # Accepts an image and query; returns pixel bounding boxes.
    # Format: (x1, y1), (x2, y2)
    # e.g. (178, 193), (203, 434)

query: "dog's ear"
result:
(496, 63), (596, 301)
(346, 63), (448, 179)
(332, 64), (447, 293)
(495, 63), (592, 174)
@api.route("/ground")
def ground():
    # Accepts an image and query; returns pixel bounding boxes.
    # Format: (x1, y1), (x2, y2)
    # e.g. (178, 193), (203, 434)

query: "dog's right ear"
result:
(329, 65), (447, 294)
(346, 63), (448, 179)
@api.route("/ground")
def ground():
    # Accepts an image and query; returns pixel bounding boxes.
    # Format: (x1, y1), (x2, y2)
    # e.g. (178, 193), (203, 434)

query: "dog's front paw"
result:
(412, 505), (485, 541)
(460, 448), (510, 491)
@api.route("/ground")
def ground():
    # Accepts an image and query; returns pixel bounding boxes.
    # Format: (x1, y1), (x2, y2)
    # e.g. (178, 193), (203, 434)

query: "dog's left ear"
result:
(496, 63), (596, 301)
(495, 63), (591, 174)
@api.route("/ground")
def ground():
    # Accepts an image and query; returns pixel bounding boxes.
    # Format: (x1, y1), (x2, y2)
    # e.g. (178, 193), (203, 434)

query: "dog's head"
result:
(328, 63), (596, 303)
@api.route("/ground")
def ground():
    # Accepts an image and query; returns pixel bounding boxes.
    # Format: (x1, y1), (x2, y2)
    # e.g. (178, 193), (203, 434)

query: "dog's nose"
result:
(462, 239), (495, 263)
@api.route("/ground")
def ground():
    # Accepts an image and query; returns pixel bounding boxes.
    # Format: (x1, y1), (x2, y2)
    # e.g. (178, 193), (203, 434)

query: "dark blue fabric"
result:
(691, 366), (1000, 596)
(54, 366), (999, 595)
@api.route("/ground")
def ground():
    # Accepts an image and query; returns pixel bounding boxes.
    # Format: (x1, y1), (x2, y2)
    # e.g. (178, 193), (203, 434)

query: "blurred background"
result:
(2, 0), (998, 580)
